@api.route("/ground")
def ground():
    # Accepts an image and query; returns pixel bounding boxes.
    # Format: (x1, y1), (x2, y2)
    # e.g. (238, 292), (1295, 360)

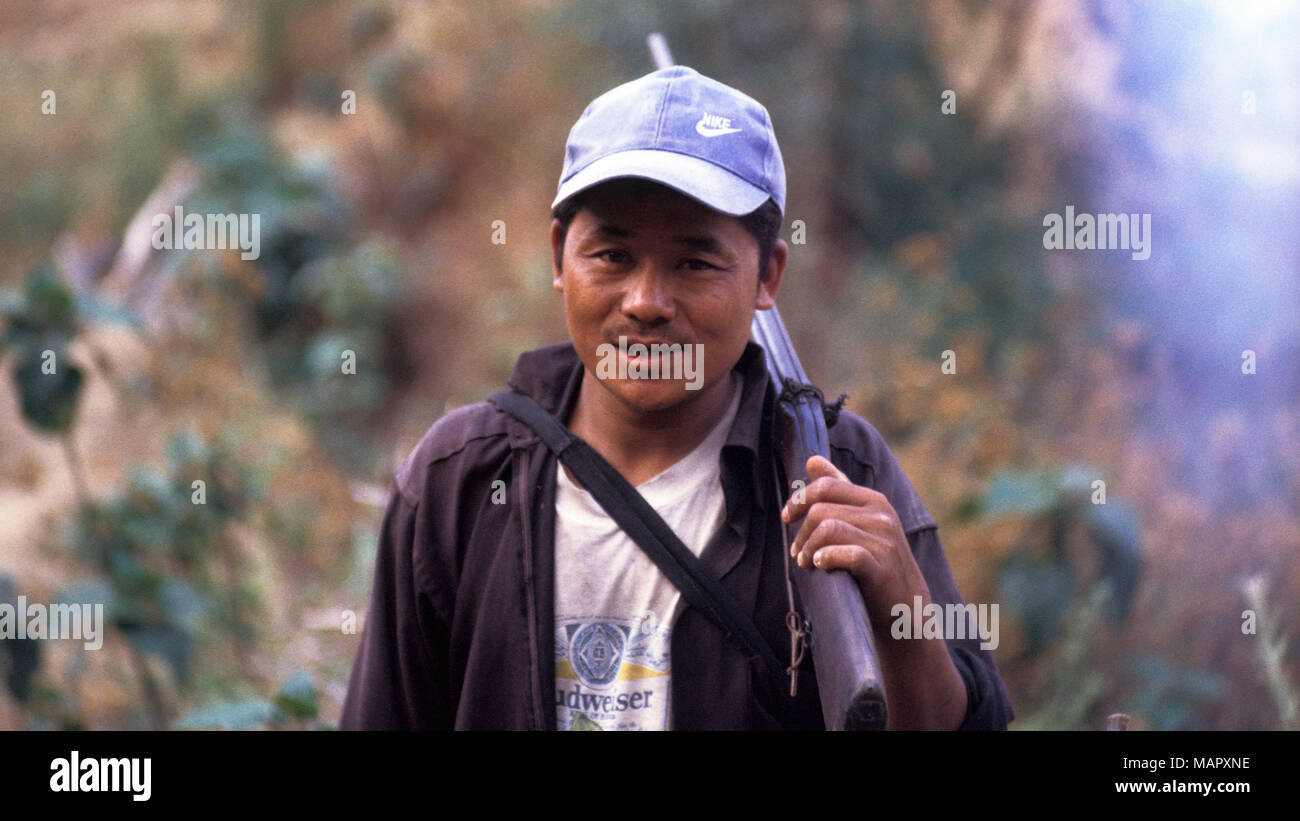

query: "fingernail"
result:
(813, 551), (824, 567)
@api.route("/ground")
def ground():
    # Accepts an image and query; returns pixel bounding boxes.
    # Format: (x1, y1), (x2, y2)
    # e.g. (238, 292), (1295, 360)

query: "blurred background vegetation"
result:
(1, 0), (1296, 730)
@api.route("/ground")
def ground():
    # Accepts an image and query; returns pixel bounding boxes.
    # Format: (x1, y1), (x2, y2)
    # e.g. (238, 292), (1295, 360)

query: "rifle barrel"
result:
(647, 33), (674, 70)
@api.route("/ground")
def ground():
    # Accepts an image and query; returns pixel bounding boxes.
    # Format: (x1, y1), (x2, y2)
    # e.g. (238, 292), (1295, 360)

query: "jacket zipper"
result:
(514, 447), (546, 730)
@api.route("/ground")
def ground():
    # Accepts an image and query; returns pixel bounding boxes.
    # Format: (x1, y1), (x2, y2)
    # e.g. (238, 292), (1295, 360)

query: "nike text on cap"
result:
(552, 66), (786, 217)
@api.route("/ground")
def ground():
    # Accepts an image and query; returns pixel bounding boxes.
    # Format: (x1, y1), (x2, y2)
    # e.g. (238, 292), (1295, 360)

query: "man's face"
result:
(551, 179), (785, 415)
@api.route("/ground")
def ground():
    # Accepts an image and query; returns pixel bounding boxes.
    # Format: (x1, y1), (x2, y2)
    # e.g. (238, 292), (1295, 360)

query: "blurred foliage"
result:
(1124, 654), (1229, 731)
(969, 465), (1155, 728)
(181, 109), (407, 472)
(1, 265), (139, 435)
(1010, 583), (1228, 731)
(969, 465), (1142, 653)
(174, 669), (325, 730)
(101, 61), (413, 471)
(1009, 584), (1114, 731)
(54, 431), (267, 725)
(0, 576), (43, 705)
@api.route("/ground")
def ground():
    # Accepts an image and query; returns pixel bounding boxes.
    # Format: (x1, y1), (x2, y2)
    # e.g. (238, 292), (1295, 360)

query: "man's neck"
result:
(566, 371), (739, 487)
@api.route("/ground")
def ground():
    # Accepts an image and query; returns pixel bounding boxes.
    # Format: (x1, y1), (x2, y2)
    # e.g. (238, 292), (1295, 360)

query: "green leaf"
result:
(1084, 502), (1143, 622)
(174, 699), (280, 730)
(274, 670), (318, 721)
(52, 579), (115, 611)
(0, 288), (23, 321)
(73, 294), (144, 333)
(20, 264), (78, 333)
(1057, 464), (1099, 505)
(0, 575), (42, 703)
(165, 432), (210, 476)
(13, 356), (82, 433)
(950, 494), (982, 522)
(0, 636), (41, 704)
(996, 554), (1075, 654)
(1125, 655), (1227, 730)
(159, 580), (208, 633)
(979, 469), (1061, 519)
(121, 624), (192, 685)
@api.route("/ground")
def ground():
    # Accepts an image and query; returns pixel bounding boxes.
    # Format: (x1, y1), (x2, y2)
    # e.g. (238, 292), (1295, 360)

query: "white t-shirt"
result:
(553, 375), (742, 731)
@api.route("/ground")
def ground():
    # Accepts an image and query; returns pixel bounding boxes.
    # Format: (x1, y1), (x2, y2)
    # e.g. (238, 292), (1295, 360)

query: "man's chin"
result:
(601, 379), (702, 415)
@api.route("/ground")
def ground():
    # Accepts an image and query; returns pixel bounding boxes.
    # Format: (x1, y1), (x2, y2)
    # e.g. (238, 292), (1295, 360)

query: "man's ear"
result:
(550, 219), (565, 291)
(755, 238), (787, 310)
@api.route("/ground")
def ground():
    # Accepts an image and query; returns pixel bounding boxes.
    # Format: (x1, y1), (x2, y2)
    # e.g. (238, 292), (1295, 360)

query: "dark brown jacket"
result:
(340, 341), (1013, 729)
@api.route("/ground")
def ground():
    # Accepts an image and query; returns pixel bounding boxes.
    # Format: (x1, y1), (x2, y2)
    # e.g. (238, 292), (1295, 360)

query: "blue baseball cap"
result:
(552, 66), (786, 217)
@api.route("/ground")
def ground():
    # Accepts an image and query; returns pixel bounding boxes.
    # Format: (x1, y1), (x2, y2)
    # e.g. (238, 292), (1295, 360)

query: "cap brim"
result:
(551, 149), (770, 216)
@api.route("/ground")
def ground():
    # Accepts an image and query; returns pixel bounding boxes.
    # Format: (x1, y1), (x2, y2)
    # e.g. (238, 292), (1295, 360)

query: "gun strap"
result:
(489, 389), (786, 686)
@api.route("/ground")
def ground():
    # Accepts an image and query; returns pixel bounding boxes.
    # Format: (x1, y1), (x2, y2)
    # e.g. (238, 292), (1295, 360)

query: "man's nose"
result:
(620, 265), (676, 323)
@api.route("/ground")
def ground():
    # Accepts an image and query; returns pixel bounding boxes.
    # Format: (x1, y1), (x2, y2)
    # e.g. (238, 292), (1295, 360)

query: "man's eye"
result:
(596, 250), (630, 264)
(684, 259), (718, 271)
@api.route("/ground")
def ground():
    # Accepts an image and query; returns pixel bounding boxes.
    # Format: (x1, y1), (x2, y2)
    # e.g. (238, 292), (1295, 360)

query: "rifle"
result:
(648, 33), (887, 730)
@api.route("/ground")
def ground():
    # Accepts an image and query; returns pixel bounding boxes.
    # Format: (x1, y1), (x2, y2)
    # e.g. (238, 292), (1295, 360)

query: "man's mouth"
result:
(618, 341), (684, 367)
(594, 335), (706, 390)
(609, 334), (690, 350)
(622, 339), (676, 351)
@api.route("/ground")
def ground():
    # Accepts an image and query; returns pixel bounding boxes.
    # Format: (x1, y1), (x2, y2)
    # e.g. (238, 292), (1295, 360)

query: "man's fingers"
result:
(792, 517), (874, 567)
(789, 502), (865, 557)
(781, 471), (880, 524)
(788, 499), (903, 558)
(809, 544), (884, 586)
(806, 454), (847, 482)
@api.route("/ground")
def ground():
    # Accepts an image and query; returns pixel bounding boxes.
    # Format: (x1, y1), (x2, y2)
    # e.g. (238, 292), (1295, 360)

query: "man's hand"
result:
(780, 455), (928, 628)
(780, 454), (968, 730)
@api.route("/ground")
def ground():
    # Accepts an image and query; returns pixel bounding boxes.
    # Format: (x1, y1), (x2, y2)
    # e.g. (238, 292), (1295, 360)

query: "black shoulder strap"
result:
(488, 389), (785, 685)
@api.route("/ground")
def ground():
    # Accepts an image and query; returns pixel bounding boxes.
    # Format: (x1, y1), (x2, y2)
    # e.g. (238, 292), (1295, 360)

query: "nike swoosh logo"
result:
(695, 118), (742, 138)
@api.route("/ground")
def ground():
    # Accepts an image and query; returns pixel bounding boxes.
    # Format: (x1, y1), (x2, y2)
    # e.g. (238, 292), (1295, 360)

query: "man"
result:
(341, 66), (1012, 730)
